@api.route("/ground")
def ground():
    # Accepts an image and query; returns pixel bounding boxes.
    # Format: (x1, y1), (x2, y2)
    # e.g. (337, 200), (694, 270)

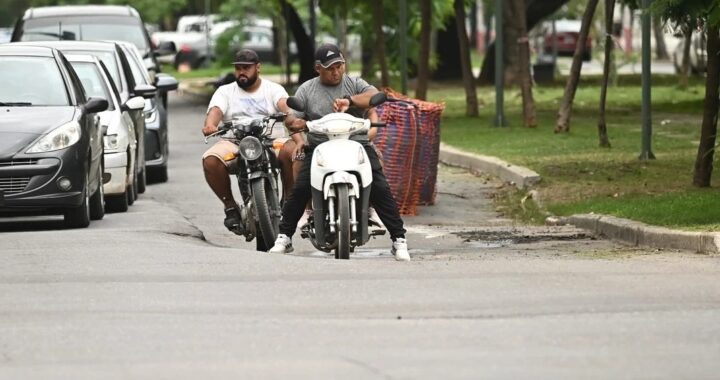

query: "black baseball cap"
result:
(314, 43), (345, 68)
(233, 49), (260, 65)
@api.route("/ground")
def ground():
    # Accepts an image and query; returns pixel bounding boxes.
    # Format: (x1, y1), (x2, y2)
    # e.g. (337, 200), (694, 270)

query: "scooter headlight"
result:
(315, 149), (326, 167)
(357, 146), (365, 164)
(238, 136), (263, 160)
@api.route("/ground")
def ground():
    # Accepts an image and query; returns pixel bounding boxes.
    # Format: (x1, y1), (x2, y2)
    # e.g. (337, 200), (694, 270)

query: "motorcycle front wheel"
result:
(251, 176), (281, 251)
(334, 183), (351, 260)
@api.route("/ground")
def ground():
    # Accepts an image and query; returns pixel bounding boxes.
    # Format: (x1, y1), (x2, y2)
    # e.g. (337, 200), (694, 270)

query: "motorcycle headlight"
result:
(238, 136), (263, 160)
(26, 121), (81, 153)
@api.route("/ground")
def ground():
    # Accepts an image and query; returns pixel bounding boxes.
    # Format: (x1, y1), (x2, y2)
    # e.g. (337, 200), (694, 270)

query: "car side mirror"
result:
(122, 96), (145, 112)
(155, 41), (176, 56)
(133, 84), (157, 99)
(84, 97), (109, 114)
(155, 73), (178, 92)
(286, 96), (305, 112)
(369, 92), (387, 107)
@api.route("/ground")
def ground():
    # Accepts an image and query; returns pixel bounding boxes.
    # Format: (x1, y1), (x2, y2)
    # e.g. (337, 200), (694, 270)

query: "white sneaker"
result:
(391, 238), (410, 261)
(368, 206), (385, 228)
(269, 234), (294, 253)
(297, 209), (312, 228)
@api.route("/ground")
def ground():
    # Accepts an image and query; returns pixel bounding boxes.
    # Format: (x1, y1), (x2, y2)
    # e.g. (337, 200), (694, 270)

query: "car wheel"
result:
(89, 161), (105, 221)
(149, 165), (168, 183)
(64, 173), (91, 229)
(138, 167), (147, 194)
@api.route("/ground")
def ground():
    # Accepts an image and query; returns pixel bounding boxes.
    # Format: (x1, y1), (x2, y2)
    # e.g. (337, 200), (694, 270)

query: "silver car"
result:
(65, 54), (145, 212)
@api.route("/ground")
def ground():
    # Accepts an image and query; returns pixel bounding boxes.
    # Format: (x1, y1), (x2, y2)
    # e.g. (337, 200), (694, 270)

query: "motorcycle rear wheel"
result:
(334, 184), (351, 260)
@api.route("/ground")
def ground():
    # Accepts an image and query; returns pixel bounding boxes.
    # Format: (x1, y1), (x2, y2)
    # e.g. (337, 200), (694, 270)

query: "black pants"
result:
(279, 145), (406, 240)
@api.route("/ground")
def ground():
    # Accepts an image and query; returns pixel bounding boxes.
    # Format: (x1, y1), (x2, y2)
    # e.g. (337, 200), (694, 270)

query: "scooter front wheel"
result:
(334, 183), (351, 260)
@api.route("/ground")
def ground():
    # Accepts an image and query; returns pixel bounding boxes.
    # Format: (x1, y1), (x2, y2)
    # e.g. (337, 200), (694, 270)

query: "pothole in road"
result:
(452, 230), (595, 248)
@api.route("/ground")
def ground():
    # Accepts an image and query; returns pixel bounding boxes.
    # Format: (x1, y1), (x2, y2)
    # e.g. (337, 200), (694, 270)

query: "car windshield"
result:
(0, 56), (69, 106)
(20, 16), (149, 52)
(70, 61), (114, 111)
(64, 50), (122, 92)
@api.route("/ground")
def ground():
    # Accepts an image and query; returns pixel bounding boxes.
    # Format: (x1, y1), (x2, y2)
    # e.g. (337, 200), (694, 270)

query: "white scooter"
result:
(286, 93), (391, 259)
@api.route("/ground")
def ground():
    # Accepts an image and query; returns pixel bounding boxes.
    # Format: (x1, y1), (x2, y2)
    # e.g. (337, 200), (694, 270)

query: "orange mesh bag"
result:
(384, 89), (445, 205)
(374, 94), (421, 215)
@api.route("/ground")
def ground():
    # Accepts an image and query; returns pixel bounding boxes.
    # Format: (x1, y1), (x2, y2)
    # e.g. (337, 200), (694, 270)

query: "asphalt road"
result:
(1, 92), (719, 379)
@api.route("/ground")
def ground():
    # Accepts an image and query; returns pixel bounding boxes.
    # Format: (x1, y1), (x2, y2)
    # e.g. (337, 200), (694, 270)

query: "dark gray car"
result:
(0, 44), (108, 228)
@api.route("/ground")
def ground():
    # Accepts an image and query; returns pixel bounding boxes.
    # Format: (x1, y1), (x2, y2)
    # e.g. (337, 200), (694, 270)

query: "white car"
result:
(674, 31), (707, 74)
(66, 54), (145, 212)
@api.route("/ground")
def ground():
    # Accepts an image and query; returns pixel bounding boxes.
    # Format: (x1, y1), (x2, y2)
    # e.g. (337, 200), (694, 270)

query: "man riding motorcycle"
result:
(269, 43), (410, 261)
(202, 49), (304, 241)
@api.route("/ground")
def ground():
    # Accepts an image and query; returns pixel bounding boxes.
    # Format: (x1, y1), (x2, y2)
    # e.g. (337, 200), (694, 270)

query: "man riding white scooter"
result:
(269, 43), (410, 261)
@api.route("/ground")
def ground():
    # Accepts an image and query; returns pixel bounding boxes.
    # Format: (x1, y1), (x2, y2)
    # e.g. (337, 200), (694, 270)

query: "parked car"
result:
(11, 5), (174, 81)
(66, 53), (145, 212)
(115, 41), (178, 182)
(0, 44), (107, 228)
(13, 40), (152, 193)
(542, 19), (592, 61)
(0, 27), (11, 43)
(673, 31), (707, 74)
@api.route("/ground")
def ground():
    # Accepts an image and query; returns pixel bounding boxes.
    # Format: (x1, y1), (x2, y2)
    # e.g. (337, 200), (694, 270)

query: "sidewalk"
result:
(439, 144), (720, 254)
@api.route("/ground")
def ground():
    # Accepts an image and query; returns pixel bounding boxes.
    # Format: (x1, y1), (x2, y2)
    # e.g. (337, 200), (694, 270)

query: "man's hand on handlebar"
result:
(202, 123), (219, 137)
(288, 118), (307, 133)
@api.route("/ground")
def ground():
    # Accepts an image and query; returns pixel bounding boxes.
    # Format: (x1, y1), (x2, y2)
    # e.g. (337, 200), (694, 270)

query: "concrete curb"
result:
(439, 143), (541, 189)
(177, 79), (213, 103)
(438, 144), (720, 254)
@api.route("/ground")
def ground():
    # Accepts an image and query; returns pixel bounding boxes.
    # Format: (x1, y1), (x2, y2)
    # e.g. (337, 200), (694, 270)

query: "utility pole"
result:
(494, 0), (505, 127)
(399, 0), (408, 94)
(204, 0), (211, 68)
(640, 0), (655, 160)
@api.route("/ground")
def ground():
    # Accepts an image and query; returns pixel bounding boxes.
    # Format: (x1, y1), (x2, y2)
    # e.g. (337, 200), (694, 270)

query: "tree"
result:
(415, 0), (432, 99)
(433, 11), (462, 80)
(454, 0), (478, 116)
(555, 0), (599, 133)
(597, 0), (615, 147)
(509, 0), (536, 127)
(371, 0), (390, 87)
(654, 0), (720, 187)
(477, 0), (570, 84)
(279, 0), (315, 83)
(652, 15), (670, 59)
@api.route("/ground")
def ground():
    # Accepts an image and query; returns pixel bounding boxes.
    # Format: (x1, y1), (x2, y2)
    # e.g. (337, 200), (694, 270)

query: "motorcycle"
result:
(205, 114), (286, 251)
(286, 92), (401, 259)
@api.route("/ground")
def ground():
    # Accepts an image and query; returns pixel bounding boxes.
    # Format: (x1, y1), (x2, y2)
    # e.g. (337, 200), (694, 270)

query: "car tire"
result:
(64, 172), (91, 229)
(89, 162), (105, 221)
(149, 165), (168, 183)
(137, 167), (147, 194)
(106, 193), (129, 213)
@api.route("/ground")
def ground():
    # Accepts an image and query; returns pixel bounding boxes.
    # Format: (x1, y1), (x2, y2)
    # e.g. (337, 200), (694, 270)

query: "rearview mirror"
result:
(122, 96), (145, 111)
(84, 97), (108, 114)
(369, 92), (387, 107)
(286, 96), (305, 112)
(133, 84), (157, 99)
(155, 74), (178, 92)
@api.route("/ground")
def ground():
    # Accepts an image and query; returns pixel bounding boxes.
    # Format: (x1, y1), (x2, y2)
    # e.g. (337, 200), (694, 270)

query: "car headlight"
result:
(238, 136), (263, 160)
(103, 133), (128, 153)
(26, 121), (81, 153)
(144, 108), (158, 124)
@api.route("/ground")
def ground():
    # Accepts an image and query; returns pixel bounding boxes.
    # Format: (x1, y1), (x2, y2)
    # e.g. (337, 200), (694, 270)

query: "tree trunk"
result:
(652, 15), (669, 60)
(280, 0), (315, 83)
(455, 0), (479, 116)
(433, 14), (463, 80)
(510, 0), (536, 127)
(680, 25), (693, 88)
(597, 0), (614, 147)
(371, 0), (389, 87)
(555, 0), (599, 133)
(415, 0), (432, 100)
(693, 25), (719, 187)
(361, 34), (375, 79)
(478, 0), (570, 84)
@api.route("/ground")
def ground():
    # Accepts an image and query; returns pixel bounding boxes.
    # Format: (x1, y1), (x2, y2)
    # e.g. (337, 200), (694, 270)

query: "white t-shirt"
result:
(207, 78), (289, 139)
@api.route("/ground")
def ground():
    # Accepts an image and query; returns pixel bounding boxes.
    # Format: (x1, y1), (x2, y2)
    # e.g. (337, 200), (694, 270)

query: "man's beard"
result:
(236, 73), (258, 89)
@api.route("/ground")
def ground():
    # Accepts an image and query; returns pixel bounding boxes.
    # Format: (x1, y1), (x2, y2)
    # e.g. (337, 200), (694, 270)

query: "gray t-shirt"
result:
(292, 75), (376, 147)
